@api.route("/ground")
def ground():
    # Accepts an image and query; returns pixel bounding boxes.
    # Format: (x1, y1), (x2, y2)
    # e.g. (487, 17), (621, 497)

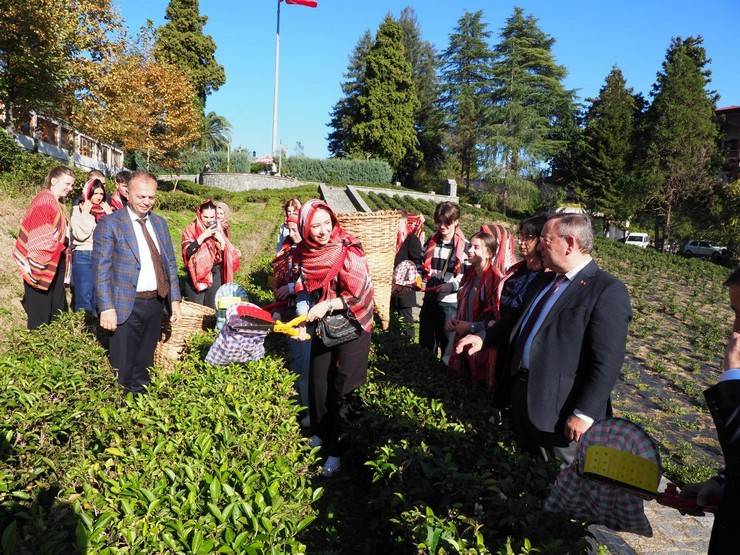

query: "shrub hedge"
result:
(0, 313), (320, 554)
(282, 157), (392, 184)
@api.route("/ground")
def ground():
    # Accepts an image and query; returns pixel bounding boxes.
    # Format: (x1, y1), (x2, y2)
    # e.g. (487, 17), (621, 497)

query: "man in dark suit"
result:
(93, 171), (182, 392)
(681, 267), (739, 554)
(457, 213), (631, 463)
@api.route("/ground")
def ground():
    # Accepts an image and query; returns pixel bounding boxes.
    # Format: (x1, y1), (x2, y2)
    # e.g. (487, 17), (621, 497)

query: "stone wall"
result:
(200, 172), (304, 191)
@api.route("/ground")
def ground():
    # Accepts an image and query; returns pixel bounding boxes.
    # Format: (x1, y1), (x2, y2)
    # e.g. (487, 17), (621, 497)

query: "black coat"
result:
(705, 379), (740, 554)
(393, 234), (422, 309)
(484, 260), (632, 433)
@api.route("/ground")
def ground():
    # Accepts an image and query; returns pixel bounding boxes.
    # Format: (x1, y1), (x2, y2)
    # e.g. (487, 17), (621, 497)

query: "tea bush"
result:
(282, 157), (392, 184)
(0, 313), (320, 554)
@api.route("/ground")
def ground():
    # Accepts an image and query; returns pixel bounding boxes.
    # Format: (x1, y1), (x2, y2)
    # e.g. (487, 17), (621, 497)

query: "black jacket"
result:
(393, 234), (422, 309)
(484, 260), (632, 433)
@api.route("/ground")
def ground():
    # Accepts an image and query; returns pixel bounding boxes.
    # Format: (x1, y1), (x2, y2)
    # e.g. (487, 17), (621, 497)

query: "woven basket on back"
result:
(154, 300), (216, 371)
(337, 210), (402, 330)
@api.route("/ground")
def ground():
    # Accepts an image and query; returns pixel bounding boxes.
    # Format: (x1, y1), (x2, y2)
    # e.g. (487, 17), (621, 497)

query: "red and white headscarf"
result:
(295, 199), (374, 332)
(181, 200), (241, 292)
(396, 213), (425, 253)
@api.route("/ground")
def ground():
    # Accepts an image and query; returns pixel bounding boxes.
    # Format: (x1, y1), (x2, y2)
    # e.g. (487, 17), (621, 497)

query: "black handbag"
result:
(316, 311), (362, 347)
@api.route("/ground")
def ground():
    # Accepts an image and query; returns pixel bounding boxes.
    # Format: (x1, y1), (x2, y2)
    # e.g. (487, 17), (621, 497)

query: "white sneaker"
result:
(322, 456), (342, 477)
(308, 435), (322, 448)
(300, 415), (311, 428)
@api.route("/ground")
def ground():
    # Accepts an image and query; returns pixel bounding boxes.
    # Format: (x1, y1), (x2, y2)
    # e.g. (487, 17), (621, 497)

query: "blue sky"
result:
(116, 0), (740, 159)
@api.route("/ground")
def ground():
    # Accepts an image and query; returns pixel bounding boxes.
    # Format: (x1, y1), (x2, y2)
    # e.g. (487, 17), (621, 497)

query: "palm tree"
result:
(200, 111), (232, 151)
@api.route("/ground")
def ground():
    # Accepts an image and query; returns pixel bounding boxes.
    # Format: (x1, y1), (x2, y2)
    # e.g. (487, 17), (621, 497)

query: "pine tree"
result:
(489, 7), (574, 177)
(154, 0), (225, 111)
(326, 30), (372, 158)
(578, 67), (639, 220)
(348, 16), (420, 177)
(398, 7), (444, 185)
(641, 36), (720, 250)
(440, 10), (493, 187)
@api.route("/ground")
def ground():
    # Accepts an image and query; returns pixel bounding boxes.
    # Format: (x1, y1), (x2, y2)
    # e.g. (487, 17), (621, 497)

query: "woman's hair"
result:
(43, 166), (75, 189)
(470, 231), (498, 258)
(518, 214), (548, 238)
(434, 201), (460, 226)
(283, 198), (301, 215)
(199, 200), (217, 213)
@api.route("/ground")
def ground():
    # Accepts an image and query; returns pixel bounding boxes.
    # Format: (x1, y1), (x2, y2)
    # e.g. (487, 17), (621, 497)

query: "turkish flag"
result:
(285, 0), (318, 7)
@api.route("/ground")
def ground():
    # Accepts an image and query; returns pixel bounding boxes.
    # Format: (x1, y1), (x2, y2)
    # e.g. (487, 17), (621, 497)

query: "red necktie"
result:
(509, 274), (566, 373)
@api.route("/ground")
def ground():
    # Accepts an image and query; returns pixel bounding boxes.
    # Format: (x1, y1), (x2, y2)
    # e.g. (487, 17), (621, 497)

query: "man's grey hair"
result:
(548, 213), (593, 254)
(129, 170), (158, 186)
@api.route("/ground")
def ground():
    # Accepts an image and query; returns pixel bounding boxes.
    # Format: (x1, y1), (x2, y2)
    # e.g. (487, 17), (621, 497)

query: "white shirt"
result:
(127, 206), (162, 292)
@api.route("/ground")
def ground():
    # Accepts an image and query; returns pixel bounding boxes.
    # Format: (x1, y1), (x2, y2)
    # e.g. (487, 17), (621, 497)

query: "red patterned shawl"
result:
(421, 226), (467, 278)
(295, 199), (374, 332)
(396, 213), (426, 253)
(13, 189), (68, 290)
(181, 200), (241, 292)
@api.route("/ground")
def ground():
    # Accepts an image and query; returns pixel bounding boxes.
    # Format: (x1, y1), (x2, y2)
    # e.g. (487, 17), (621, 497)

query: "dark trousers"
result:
(510, 372), (577, 467)
(309, 330), (371, 458)
(22, 258), (67, 330)
(183, 265), (222, 310)
(109, 297), (164, 393)
(419, 299), (457, 362)
(395, 306), (415, 339)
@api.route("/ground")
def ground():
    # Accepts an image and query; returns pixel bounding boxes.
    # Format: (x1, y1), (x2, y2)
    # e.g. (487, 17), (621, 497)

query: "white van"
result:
(623, 233), (650, 248)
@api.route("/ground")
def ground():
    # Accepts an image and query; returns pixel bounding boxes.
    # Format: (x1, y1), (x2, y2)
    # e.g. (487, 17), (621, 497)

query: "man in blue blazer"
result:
(457, 213), (631, 464)
(93, 171), (181, 392)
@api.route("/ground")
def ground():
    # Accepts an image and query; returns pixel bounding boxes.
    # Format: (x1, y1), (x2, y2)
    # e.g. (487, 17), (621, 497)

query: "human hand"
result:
(564, 414), (591, 443)
(275, 284), (291, 300)
(291, 325), (312, 341)
(680, 478), (723, 510)
(100, 309), (117, 332)
(724, 332), (740, 370)
(100, 201), (113, 214)
(82, 199), (93, 213)
(455, 334), (482, 355)
(170, 300), (181, 323)
(197, 227), (217, 244)
(454, 320), (471, 336)
(306, 301), (330, 322)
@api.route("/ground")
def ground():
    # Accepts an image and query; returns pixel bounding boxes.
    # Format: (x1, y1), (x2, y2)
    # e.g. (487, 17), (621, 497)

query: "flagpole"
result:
(271, 0), (281, 164)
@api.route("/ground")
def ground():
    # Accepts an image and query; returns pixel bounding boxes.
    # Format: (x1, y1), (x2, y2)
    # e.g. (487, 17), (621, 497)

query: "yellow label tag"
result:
(217, 296), (243, 309)
(583, 445), (659, 494)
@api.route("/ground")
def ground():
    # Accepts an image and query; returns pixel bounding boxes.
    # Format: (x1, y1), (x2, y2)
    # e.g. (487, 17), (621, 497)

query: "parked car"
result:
(682, 240), (727, 259)
(623, 232), (650, 248)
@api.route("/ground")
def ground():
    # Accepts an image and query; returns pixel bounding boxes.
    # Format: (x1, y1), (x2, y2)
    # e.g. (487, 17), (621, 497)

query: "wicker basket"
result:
(154, 300), (216, 371)
(337, 210), (402, 330)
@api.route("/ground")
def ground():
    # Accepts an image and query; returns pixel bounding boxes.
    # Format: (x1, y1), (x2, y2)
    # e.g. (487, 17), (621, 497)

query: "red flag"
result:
(285, 0), (318, 7)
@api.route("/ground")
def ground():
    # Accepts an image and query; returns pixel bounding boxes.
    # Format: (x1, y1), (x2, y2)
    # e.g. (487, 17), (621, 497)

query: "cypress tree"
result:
(489, 7), (574, 177)
(440, 10), (493, 188)
(154, 0), (225, 112)
(641, 36), (719, 250)
(348, 15), (421, 177)
(327, 31), (373, 158)
(398, 7), (444, 186)
(578, 67), (639, 220)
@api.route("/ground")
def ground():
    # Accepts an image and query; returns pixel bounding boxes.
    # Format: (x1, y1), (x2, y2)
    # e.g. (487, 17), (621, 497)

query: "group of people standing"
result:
(392, 201), (632, 466)
(13, 167), (241, 394)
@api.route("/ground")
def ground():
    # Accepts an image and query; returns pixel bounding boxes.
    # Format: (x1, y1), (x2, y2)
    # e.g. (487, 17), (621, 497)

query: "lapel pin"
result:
(580, 279), (588, 287)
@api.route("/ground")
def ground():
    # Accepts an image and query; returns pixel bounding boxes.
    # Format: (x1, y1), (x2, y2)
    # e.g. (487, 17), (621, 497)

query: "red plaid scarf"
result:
(110, 190), (125, 211)
(181, 200), (240, 292)
(421, 226), (467, 278)
(295, 199), (374, 332)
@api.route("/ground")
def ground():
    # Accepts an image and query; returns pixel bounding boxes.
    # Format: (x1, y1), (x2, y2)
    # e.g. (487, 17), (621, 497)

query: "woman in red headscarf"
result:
(70, 177), (113, 313)
(296, 199), (374, 477)
(181, 200), (241, 309)
(447, 223), (518, 390)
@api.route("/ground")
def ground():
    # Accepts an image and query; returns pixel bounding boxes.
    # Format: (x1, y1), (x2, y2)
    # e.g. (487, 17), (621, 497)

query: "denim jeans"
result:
(72, 249), (95, 313)
(289, 292), (312, 408)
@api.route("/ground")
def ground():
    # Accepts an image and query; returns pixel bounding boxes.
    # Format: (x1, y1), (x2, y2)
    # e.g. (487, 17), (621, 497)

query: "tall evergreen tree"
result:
(348, 16), (420, 176)
(488, 7), (574, 178)
(398, 7), (444, 185)
(640, 36), (719, 250)
(326, 30), (372, 158)
(577, 67), (639, 220)
(440, 10), (493, 187)
(154, 0), (225, 111)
